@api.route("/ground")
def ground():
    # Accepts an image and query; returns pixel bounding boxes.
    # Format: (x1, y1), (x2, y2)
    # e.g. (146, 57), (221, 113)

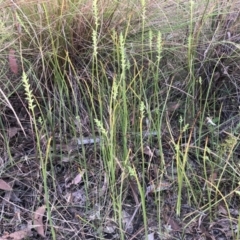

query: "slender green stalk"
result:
(22, 72), (56, 239)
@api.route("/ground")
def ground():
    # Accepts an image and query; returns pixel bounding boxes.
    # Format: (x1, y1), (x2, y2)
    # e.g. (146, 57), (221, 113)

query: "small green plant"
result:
(22, 71), (56, 239)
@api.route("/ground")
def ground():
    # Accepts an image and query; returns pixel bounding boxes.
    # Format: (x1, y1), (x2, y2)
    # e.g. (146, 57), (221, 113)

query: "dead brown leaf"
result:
(8, 49), (18, 75)
(207, 172), (217, 191)
(165, 215), (181, 232)
(147, 232), (154, 240)
(0, 228), (32, 240)
(0, 179), (12, 191)
(218, 203), (228, 215)
(166, 101), (182, 112)
(143, 145), (154, 157)
(71, 170), (84, 185)
(146, 180), (171, 194)
(7, 127), (20, 138)
(209, 172), (217, 184)
(33, 205), (46, 237)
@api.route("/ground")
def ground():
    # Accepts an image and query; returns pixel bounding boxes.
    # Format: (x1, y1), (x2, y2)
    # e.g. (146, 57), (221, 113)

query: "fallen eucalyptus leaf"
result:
(0, 179), (12, 191)
(33, 205), (46, 237)
(8, 48), (18, 75)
